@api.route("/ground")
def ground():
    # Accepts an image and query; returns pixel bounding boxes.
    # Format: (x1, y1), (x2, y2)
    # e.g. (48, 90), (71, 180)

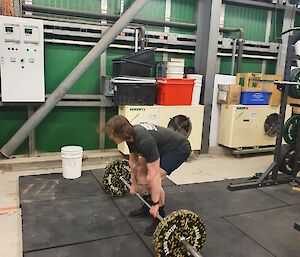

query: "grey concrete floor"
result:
(0, 151), (274, 257)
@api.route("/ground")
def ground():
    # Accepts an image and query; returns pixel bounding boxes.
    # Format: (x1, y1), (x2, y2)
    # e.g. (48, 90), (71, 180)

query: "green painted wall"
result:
(170, 0), (197, 34)
(224, 4), (267, 41)
(220, 57), (263, 75)
(33, 0), (100, 12)
(0, 107), (28, 154)
(269, 9), (284, 43)
(220, 3), (281, 75)
(36, 107), (100, 152)
(45, 43), (100, 94)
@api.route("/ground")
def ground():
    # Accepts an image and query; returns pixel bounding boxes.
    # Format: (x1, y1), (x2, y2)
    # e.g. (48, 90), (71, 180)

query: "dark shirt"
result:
(126, 123), (190, 163)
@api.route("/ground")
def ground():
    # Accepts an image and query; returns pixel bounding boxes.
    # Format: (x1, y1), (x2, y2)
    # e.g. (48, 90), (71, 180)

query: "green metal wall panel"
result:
(170, 0), (197, 34)
(224, 4), (267, 41)
(125, 0), (165, 20)
(294, 13), (300, 26)
(269, 10), (284, 43)
(0, 107), (28, 154)
(35, 107), (99, 152)
(104, 107), (118, 149)
(265, 60), (277, 74)
(32, 0), (100, 12)
(45, 43), (100, 94)
(107, 0), (120, 16)
(220, 57), (262, 75)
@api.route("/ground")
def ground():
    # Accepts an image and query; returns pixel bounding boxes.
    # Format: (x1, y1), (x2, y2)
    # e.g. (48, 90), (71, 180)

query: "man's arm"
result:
(147, 159), (163, 216)
(129, 152), (139, 187)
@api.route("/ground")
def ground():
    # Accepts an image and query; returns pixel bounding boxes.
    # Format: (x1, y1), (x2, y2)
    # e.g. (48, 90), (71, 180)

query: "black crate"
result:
(113, 83), (156, 106)
(112, 49), (155, 77)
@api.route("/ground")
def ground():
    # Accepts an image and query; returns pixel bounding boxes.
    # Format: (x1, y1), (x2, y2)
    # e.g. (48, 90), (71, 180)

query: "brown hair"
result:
(105, 115), (134, 140)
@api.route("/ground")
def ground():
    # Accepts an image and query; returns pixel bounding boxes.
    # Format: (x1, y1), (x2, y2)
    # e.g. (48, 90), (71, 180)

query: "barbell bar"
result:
(120, 176), (204, 257)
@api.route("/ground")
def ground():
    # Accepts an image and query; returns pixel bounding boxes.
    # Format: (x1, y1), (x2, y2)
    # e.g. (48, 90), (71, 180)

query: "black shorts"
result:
(160, 143), (191, 175)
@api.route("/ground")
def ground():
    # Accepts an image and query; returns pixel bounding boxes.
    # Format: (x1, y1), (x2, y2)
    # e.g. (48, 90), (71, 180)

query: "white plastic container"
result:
(187, 74), (203, 105)
(167, 61), (184, 74)
(192, 85), (201, 105)
(166, 72), (184, 78)
(61, 146), (83, 179)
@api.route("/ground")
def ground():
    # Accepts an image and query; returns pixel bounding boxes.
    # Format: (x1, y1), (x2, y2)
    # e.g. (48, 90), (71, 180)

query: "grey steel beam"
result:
(276, 4), (296, 75)
(99, 0), (108, 150)
(0, 0), (150, 158)
(22, 4), (196, 30)
(195, 0), (222, 153)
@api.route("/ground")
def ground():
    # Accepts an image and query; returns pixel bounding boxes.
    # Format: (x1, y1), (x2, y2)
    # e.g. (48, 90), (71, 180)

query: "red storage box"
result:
(156, 78), (194, 105)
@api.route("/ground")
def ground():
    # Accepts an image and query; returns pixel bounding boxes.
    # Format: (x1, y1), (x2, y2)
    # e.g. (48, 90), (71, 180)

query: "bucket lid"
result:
(61, 145), (83, 152)
(187, 74), (203, 79)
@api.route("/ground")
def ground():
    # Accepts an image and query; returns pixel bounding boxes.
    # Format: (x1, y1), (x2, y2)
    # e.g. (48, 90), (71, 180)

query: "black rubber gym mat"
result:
(113, 194), (157, 233)
(22, 195), (133, 252)
(226, 205), (300, 257)
(92, 169), (176, 190)
(19, 171), (104, 204)
(23, 234), (152, 257)
(201, 218), (275, 257)
(176, 179), (287, 218)
(258, 183), (300, 205)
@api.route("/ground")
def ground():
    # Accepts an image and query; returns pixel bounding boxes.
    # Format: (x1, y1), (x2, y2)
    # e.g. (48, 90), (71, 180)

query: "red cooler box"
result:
(156, 78), (194, 105)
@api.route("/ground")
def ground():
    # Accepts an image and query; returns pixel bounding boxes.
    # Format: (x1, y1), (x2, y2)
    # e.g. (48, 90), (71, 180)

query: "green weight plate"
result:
(283, 115), (299, 145)
(289, 84), (300, 99)
(289, 68), (300, 99)
(103, 159), (131, 196)
(153, 209), (206, 257)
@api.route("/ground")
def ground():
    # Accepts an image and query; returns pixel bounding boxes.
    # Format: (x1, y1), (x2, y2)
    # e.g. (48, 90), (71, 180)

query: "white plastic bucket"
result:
(61, 146), (83, 179)
(187, 74), (203, 105)
(187, 74), (203, 82)
(166, 72), (184, 78)
(192, 85), (201, 105)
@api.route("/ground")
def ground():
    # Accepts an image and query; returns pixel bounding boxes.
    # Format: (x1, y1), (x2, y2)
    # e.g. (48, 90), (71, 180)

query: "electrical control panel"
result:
(0, 16), (45, 102)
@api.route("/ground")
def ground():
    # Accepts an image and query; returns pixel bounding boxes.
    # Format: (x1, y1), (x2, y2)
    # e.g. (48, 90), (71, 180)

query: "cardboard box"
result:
(261, 74), (283, 106)
(218, 84), (241, 105)
(236, 73), (263, 91)
(293, 106), (300, 115)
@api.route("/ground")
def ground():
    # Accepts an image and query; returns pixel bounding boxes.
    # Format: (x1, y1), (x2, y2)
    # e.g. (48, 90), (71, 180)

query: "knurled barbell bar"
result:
(120, 176), (206, 257)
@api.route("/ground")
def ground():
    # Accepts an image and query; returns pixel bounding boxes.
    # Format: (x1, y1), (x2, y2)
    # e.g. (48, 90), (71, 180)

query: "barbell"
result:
(103, 159), (206, 257)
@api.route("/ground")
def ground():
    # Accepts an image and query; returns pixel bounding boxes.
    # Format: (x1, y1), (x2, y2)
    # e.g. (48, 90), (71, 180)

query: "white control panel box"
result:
(0, 16), (45, 102)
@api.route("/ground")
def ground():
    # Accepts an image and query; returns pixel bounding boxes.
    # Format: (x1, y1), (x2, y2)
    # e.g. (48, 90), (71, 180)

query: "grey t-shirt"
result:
(126, 123), (190, 163)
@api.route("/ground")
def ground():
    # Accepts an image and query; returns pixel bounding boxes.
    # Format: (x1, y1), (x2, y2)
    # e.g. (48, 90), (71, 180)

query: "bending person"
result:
(105, 115), (191, 236)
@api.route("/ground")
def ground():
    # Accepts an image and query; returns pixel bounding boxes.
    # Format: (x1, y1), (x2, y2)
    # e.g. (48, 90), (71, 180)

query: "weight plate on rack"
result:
(279, 146), (300, 175)
(283, 115), (299, 145)
(264, 113), (279, 137)
(289, 67), (300, 99)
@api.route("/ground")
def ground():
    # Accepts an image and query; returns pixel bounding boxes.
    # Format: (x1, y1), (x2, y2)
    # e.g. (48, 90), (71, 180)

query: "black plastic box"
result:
(112, 49), (155, 77)
(113, 82), (156, 105)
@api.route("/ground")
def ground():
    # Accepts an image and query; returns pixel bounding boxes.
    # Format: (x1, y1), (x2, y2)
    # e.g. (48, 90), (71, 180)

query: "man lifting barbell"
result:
(105, 114), (191, 236)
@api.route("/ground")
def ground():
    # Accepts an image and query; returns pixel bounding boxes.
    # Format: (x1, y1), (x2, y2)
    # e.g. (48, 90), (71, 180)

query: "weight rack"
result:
(228, 30), (300, 191)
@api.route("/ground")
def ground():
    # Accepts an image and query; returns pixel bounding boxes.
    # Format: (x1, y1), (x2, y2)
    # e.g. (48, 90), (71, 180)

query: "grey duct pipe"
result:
(219, 27), (244, 73)
(0, 0), (150, 158)
(22, 4), (197, 30)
